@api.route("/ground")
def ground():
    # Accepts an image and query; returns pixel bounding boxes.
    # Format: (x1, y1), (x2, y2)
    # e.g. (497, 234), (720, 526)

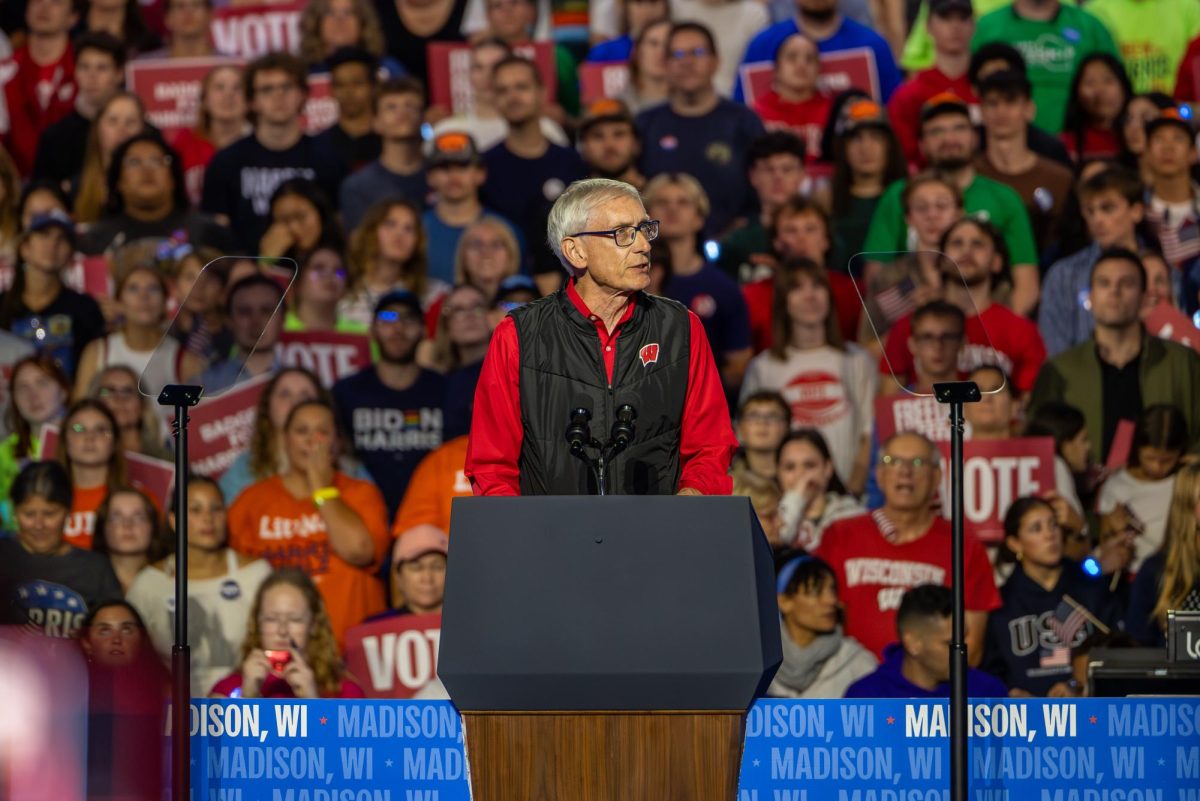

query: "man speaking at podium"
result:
(465, 178), (738, 496)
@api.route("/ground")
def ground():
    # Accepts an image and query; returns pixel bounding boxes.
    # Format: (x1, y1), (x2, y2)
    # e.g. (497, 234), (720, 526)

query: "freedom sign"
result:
(579, 62), (631, 104)
(177, 371), (272, 479)
(344, 613), (443, 699)
(277, 331), (371, 387)
(875, 393), (955, 443)
(186, 698), (1200, 801)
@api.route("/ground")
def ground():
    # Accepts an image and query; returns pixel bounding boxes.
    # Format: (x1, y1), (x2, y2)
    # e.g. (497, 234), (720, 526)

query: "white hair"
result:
(546, 178), (645, 272)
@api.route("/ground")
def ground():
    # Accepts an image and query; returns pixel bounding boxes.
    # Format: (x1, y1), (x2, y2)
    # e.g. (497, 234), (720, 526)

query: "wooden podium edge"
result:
(460, 709), (746, 801)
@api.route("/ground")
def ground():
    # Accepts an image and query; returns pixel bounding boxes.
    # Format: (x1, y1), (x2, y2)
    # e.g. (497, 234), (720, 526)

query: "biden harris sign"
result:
(188, 699), (1200, 801)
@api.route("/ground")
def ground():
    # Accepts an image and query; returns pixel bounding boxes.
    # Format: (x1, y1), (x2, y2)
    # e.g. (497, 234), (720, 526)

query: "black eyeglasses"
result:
(568, 220), (659, 248)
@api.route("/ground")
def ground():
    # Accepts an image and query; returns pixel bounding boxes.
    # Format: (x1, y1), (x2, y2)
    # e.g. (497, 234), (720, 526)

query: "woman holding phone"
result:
(210, 568), (364, 698)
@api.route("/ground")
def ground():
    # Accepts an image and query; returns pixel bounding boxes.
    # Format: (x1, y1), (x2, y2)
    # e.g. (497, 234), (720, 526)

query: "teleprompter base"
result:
(460, 710), (745, 801)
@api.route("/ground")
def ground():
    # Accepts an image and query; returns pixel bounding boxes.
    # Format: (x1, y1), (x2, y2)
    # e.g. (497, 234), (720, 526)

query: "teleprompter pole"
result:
(934, 381), (981, 801)
(160, 384), (203, 801)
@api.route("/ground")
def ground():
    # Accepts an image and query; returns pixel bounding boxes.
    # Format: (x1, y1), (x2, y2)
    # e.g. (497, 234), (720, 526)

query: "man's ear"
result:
(562, 236), (588, 272)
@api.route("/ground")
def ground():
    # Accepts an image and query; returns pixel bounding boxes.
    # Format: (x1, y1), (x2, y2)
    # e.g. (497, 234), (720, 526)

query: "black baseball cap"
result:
(373, 289), (423, 318)
(929, 0), (973, 16)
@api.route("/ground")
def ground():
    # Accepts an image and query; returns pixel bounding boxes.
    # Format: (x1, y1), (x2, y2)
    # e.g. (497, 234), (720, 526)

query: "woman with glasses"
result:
(422, 283), (494, 374)
(128, 476), (271, 697)
(340, 199), (445, 329)
(87, 365), (170, 459)
(92, 487), (170, 593)
(284, 248), (367, 334)
(73, 265), (178, 401)
(0, 461), (121, 638)
(227, 400), (390, 644)
(210, 568), (364, 698)
(56, 400), (128, 550)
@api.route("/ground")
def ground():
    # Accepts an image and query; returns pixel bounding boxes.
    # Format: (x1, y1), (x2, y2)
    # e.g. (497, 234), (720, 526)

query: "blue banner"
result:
(189, 699), (1200, 801)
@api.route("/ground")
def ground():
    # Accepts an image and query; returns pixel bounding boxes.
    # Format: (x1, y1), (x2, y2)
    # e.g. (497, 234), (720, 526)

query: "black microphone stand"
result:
(159, 384), (204, 801)
(934, 381), (981, 801)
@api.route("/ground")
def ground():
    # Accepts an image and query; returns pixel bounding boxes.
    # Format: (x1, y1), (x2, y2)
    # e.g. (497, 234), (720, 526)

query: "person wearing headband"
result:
(769, 551), (876, 698)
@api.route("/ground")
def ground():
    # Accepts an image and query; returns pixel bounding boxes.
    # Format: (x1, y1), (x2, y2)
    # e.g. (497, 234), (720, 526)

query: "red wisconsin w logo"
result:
(639, 343), (660, 367)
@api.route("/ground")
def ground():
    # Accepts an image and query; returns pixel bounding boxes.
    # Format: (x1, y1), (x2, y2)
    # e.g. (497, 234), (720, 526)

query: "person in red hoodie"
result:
(886, 0), (976, 167)
(4, 0), (78, 177)
(752, 33), (831, 164)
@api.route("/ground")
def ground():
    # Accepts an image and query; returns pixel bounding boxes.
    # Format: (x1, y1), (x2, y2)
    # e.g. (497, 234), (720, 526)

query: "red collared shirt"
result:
(465, 281), (737, 496)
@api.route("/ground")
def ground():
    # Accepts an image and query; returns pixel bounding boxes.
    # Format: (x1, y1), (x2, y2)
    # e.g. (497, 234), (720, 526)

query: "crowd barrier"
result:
(189, 698), (1200, 801)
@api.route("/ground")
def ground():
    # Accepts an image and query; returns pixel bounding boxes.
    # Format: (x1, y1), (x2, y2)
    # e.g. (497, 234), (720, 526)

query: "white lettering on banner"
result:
(199, 407), (257, 446)
(361, 628), (442, 692)
(210, 10), (301, 58)
(938, 456), (1042, 525)
(64, 511), (95, 542)
(258, 514), (326, 541)
(277, 341), (360, 386)
(890, 397), (951, 442)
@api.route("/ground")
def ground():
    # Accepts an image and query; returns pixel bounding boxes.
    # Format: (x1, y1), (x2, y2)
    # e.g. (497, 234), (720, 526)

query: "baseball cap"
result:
(578, 98), (636, 140)
(920, 92), (971, 124)
(393, 524), (449, 563)
(428, 131), (482, 168)
(836, 99), (890, 136)
(24, 209), (76, 245)
(929, 0), (973, 16)
(1145, 107), (1196, 139)
(373, 288), (423, 318)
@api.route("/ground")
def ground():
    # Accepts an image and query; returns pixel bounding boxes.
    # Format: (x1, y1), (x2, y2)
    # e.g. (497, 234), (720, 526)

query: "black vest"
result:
(511, 289), (691, 495)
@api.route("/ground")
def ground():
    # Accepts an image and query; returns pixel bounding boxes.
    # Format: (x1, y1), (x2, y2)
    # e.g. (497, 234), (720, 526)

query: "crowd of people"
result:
(1, 0), (1200, 747)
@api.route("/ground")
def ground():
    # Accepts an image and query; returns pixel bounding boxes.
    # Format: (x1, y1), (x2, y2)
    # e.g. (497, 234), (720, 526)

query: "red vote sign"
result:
(934, 438), (1057, 543)
(209, 1), (305, 58)
(344, 613), (443, 699)
(176, 372), (272, 479)
(276, 331), (371, 387)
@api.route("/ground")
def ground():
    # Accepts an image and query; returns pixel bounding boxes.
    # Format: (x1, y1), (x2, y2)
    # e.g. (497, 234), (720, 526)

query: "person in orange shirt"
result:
(56, 399), (127, 550)
(228, 400), (391, 644)
(391, 435), (472, 537)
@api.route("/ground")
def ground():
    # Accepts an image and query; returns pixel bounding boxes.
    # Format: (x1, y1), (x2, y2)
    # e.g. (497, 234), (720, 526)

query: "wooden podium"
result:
(440, 497), (781, 801)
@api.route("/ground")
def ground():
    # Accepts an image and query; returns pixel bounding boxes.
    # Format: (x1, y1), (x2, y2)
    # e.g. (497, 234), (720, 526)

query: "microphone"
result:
(610, 401), (637, 453)
(565, 398), (593, 457)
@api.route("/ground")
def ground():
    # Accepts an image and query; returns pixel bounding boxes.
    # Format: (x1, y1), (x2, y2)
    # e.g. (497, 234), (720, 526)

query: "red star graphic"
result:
(886, 716), (895, 725)
(320, 716), (328, 725)
(1088, 716), (1097, 725)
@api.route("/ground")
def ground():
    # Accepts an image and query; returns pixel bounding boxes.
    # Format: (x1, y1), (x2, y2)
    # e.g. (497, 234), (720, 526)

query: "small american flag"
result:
(1040, 646), (1071, 668)
(875, 277), (918, 325)
(1050, 597), (1088, 647)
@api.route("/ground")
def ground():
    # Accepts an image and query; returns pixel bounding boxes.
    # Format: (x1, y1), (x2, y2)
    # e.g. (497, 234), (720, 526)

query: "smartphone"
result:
(264, 649), (292, 675)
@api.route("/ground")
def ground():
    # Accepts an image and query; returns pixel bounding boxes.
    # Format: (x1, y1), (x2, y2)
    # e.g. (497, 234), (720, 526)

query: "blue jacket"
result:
(844, 644), (1008, 698)
(1038, 242), (1101, 357)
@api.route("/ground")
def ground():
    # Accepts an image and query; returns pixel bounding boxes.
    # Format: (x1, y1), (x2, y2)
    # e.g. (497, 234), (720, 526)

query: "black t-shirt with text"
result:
(0, 538), (122, 638)
(200, 133), (345, 252)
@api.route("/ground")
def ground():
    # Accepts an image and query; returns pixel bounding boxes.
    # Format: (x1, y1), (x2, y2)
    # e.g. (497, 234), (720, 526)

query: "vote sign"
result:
(344, 613), (443, 699)
(277, 331), (371, 387)
(934, 438), (1057, 543)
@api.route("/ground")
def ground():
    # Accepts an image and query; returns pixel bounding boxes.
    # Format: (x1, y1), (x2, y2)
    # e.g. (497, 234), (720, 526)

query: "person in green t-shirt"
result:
(1085, 0), (1200, 95)
(972, 0), (1119, 134)
(862, 94), (1040, 315)
(719, 131), (809, 283)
